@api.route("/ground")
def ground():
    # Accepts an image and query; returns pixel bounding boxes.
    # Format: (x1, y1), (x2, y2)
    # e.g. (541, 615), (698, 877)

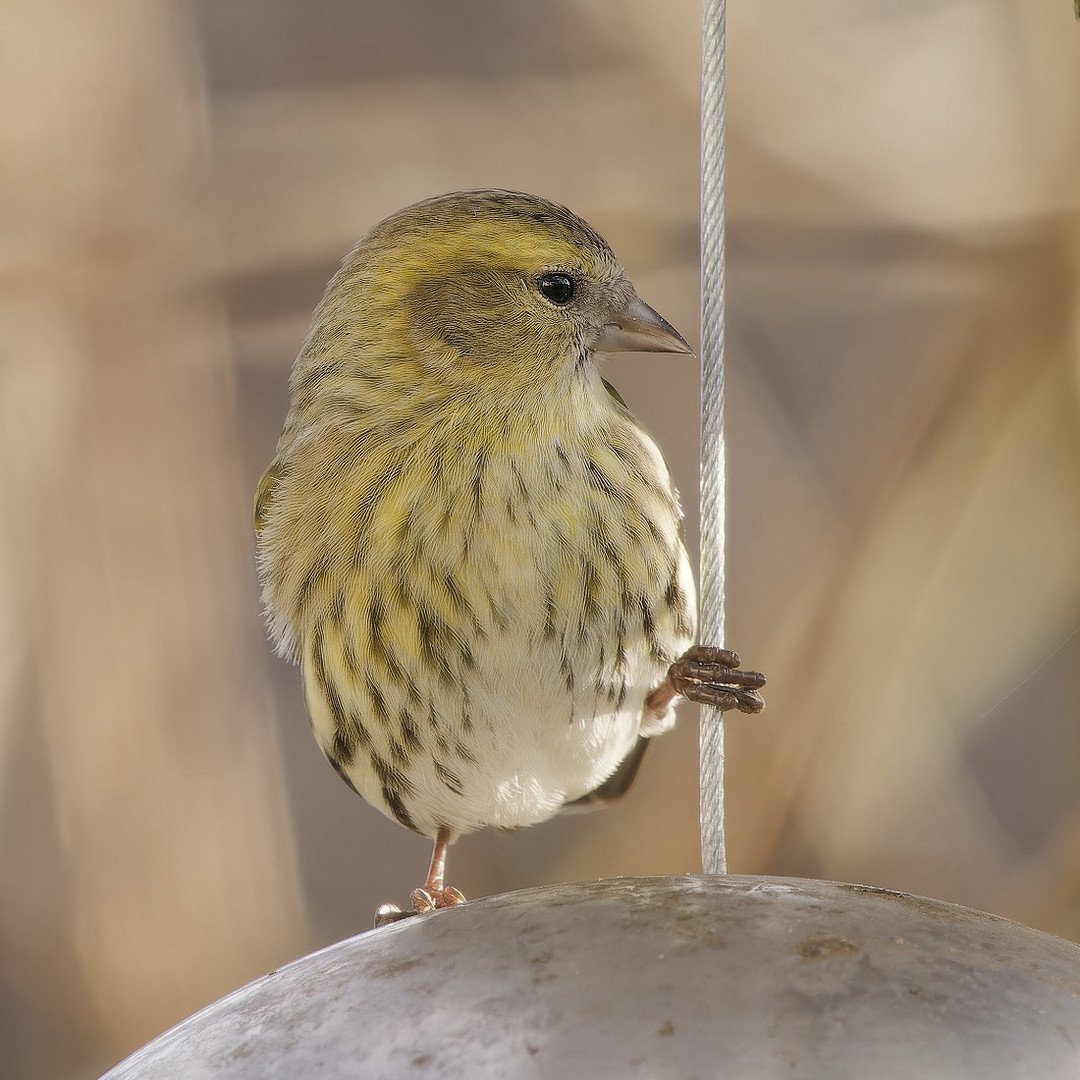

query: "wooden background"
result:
(2, 2), (1079, 1076)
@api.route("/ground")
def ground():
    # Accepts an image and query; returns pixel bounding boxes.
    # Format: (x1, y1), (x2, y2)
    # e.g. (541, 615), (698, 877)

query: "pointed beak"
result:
(594, 295), (694, 355)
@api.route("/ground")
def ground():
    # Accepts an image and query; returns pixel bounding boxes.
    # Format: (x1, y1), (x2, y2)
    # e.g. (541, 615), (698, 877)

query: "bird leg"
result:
(410, 827), (466, 913)
(647, 645), (766, 716)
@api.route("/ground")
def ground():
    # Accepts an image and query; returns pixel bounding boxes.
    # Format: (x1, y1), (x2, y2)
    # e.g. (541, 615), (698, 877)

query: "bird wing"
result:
(601, 377), (629, 410)
(561, 736), (651, 813)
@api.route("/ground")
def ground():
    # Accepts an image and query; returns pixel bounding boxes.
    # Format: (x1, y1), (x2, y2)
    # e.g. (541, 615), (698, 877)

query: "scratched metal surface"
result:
(101, 876), (1080, 1078)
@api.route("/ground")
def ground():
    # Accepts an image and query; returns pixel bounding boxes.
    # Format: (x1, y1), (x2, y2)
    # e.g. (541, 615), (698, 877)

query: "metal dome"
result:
(101, 875), (1080, 1078)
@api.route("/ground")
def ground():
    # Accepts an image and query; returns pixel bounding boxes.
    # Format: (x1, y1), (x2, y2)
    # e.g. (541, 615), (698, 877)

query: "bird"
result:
(254, 190), (765, 917)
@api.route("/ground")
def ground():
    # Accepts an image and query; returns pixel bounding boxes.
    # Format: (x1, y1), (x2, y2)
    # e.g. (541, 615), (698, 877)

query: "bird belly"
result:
(303, 612), (662, 839)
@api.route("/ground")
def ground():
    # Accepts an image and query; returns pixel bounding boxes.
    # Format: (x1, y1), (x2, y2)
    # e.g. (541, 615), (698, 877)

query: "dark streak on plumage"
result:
(330, 723), (357, 769)
(327, 754), (361, 796)
(572, 338), (589, 375)
(560, 650), (575, 695)
(434, 759), (464, 795)
(460, 638), (476, 672)
(604, 434), (637, 468)
(642, 513), (668, 550)
(390, 567), (414, 610)
(595, 526), (633, 610)
(444, 571), (471, 620)
(367, 596), (389, 664)
(618, 580), (636, 634)
(311, 622), (356, 766)
(581, 557), (601, 627)
(341, 624), (363, 681)
(425, 700), (444, 735)
(365, 674), (391, 725)
(664, 578), (683, 611)
(400, 709), (423, 753)
(510, 461), (529, 501)
(382, 786), (417, 832)
(296, 555), (331, 617)
(293, 359), (347, 410)
(666, 577), (694, 638)
(371, 750), (416, 831)
(472, 448), (487, 517)
(375, 615), (420, 700)
(417, 604), (456, 685)
(584, 456), (625, 503)
(553, 439), (571, 472)
(490, 601), (511, 633)
(639, 594), (667, 664)
(331, 590), (346, 620)
(395, 504), (416, 546)
(640, 594), (657, 638)
(437, 501), (454, 538)
(542, 588), (559, 641)
(404, 673), (423, 706)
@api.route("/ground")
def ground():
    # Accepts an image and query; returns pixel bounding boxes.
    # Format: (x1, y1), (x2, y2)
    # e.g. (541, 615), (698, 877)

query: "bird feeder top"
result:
(102, 875), (1080, 1079)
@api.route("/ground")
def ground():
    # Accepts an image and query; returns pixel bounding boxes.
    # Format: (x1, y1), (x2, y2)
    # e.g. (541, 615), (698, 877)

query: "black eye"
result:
(537, 272), (576, 306)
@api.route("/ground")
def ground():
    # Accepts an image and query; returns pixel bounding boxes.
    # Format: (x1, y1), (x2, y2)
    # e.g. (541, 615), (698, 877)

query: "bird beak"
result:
(595, 295), (694, 355)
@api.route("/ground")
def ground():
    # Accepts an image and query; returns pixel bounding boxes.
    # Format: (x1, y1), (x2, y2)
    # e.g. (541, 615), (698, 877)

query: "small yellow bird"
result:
(255, 190), (764, 914)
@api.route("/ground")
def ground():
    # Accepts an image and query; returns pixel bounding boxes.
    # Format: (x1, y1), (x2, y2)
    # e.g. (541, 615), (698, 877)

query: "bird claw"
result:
(668, 645), (766, 714)
(410, 888), (436, 914)
(373, 903), (412, 928)
(411, 886), (467, 913)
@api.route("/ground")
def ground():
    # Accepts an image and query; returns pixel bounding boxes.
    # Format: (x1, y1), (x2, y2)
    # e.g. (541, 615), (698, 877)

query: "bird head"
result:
(302, 190), (691, 403)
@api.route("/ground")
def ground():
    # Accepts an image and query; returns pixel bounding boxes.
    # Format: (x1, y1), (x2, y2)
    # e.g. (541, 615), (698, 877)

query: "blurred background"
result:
(2, 0), (1079, 1076)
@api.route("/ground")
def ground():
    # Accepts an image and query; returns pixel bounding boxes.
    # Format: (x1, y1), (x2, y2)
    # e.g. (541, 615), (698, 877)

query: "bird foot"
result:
(667, 645), (766, 713)
(371, 886), (467, 928)
(410, 885), (467, 913)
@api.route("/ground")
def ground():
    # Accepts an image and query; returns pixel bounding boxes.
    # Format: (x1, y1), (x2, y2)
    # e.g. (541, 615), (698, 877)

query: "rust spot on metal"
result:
(796, 934), (861, 960)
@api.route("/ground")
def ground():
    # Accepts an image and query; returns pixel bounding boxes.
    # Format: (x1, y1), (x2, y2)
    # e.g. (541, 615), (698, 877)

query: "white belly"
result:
(304, 605), (678, 838)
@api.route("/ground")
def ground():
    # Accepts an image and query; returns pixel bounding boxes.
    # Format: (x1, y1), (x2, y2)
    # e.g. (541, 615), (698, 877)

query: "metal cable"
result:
(699, 0), (727, 875)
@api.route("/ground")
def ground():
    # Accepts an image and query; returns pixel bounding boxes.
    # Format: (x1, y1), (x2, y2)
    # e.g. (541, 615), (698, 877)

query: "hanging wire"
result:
(699, 0), (728, 875)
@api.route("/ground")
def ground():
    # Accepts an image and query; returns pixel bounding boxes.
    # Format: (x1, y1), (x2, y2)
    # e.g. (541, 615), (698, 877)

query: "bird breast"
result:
(277, 381), (696, 837)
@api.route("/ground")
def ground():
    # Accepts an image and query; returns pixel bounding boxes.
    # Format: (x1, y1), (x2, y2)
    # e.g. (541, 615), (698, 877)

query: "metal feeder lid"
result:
(101, 875), (1080, 1078)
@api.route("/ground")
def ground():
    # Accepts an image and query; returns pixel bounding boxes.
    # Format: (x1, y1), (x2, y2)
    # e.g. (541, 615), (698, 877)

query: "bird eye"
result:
(537, 272), (576, 306)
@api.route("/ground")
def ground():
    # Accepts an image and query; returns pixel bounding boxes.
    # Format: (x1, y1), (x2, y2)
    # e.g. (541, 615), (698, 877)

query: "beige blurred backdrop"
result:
(2, 1), (1079, 1076)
